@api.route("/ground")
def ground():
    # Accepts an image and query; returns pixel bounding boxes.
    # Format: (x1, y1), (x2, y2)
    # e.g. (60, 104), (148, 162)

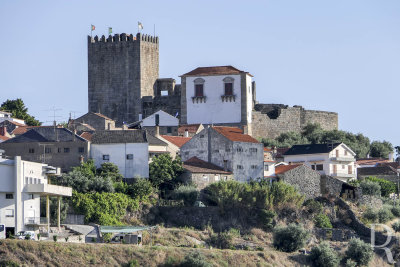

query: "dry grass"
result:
(0, 239), (307, 267)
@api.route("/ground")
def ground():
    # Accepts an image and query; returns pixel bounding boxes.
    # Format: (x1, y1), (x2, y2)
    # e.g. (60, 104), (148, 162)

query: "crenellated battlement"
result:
(88, 33), (158, 44)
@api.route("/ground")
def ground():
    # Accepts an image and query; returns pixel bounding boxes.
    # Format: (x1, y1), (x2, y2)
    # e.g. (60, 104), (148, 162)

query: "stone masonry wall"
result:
(278, 165), (321, 199)
(251, 105), (338, 139)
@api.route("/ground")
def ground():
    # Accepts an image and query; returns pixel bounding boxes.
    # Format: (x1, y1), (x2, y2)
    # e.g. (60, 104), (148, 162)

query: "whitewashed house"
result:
(0, 111), (25, 125)
(128, 110), (179, 136)
(180, 66), (255, 128)
(263, 148), (276, 178)
(90, 130), (150, 178)
(0, 152), (72, 236)
(283, 143), (356, 181)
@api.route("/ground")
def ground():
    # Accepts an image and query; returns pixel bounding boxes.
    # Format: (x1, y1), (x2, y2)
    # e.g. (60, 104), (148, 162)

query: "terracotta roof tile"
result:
(178, 124), (201, 134)
(181, 65), (253, 77)
(379, 162), (400, 169)
(183, 157), (232, 174)
(160, 135), (191, 148)
(275, 164), (301, 175)
(212, 126), (259, 143)
(80, 132), (93, 141)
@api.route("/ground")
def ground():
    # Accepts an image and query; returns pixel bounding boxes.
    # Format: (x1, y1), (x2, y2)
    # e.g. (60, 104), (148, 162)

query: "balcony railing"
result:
(191, 96), (206, 103)
(330, 157), (355, 162)
(221, 95), (236, 102)
(25, 217), (48, 225)
(331, 173), (356, 178)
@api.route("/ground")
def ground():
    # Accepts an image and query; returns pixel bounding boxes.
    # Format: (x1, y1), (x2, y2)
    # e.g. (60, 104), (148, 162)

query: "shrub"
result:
(392, 221), (400, 232)
(273, 223), (309, 252)
(180, 251), (211, 267)
(25, 234), (31, 240)
(102, 233), (112, 243)
(360, 180), (381, 196)
(391, 206), (400, 217)
(365, 177), (396, 197)
(53, 235), (57, 242)
(65, 236), (69, 242)
(362, 207), (378, 223)
(345, 238), (373, 266)
(314, 213), (332, 228)
(304, 199), (323, 214)
(209, 231), (235, 249)
(171, 185), (199, 206)
(378, 208), (394, 223)
(258, 209), (276, 230)
(344, 259), (357, 267)
(126, 259), (138, 267)
(128, 177), (153, 202)
(37, 233), (41, 240)
(309, 242), (340, 267)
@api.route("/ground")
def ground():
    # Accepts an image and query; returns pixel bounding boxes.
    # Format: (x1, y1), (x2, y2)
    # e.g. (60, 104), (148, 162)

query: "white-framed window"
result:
(215, 175), (220, 181)
(5, 209), (14, 217)
(29, 194), (34, 199)
(194, 78), (205, 97)
(103, 155), (110, 161)
(311, 164), (323, 171)
(223, 77), (234, 96)
(126, 154), (134, 160)
(264, 165), (269, 171)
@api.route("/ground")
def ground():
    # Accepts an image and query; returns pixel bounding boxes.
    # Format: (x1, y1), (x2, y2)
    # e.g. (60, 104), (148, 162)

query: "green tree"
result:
(369, 141), (394, 158)
(273, 223), (309, 252)
(345, 238), (373, 266)
(0, 98), (41, 126)
(97, 162), (123, 182)
(149, 154), (184, 188)
(309, 242), (340, 267)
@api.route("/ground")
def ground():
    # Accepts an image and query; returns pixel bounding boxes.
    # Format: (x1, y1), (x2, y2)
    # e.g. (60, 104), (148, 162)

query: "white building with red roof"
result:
(180, 66), (255, 128)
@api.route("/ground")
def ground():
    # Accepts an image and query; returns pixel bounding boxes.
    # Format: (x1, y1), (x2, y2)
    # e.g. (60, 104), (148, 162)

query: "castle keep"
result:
(87, 33), (338, 138)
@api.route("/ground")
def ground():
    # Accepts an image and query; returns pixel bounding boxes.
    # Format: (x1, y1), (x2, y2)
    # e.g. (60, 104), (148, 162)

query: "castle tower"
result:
(88, 33), (159, 126)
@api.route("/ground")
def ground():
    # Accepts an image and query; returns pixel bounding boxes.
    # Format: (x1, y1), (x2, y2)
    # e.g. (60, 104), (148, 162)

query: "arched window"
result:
(193, 78), (205, 97)
(223, 77), (234, 96)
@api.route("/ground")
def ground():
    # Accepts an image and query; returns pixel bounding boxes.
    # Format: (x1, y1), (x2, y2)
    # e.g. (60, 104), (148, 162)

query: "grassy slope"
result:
(0, 239), (301, 267)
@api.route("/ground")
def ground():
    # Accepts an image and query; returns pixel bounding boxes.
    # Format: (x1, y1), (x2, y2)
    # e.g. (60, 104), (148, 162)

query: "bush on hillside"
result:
(345, 238), (373, 266)
(304, 199), (323, 214)
(171, 185), (199, 206)
(360, 180), (381, 196)
(309, 242), (340, 267)
(362, 207), (378, 223)
(392, 221), (400, 232)
(378, 208), (394, 223)
(209, 229), (239, 249)
(180, 251), (211, 267)
(365, 176), (396, 197)
(314, 213), (333, 228)
(258, 209), (276, 230)
(392, 206), (400, 217)
(273, 223), (309, 252)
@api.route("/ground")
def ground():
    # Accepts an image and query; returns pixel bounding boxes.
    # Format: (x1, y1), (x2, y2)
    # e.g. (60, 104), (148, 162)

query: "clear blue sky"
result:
(0, 1), (399, 147)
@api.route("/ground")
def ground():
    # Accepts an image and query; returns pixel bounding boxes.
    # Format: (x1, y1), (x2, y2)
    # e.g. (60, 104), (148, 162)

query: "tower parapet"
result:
(88, 33), (159, 44)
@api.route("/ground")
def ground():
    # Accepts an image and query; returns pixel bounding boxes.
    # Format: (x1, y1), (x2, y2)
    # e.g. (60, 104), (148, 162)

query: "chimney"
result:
(389, 152), (395, 162)
(243, 125), (248, 135)
(79, 155), (84, 164)
(155, 125), (160, 137)
(107, 122), (111, 130)
(184, 130), (189, 137)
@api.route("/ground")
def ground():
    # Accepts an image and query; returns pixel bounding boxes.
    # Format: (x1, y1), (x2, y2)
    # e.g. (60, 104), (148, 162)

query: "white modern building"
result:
(0, 152), (72, 236)
(283, 143), (357, 181)
(90, 130), (150, 178)
(180, 66), (255, 127)
(0, 111), (25, 125)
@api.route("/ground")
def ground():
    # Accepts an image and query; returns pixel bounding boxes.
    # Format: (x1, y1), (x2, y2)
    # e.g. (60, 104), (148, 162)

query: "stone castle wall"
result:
(88, 33), (159, 126)
(251, 105), (338, 139)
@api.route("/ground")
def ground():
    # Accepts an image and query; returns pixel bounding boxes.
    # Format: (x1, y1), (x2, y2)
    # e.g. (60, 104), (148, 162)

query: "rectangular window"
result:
(237, 165), (243, 170)
(5, 209), (14, 217)
(225, 148), (230, 152)
(167, 127), (172, 134)
(25, 177), (28, 185)
(28, 148), (35, 153)
(195, 84), (204, 97)
(78, 147), (85, 153)
(224, 83), (233, 95)
(344, 150), (348, 156)
(316, 164), (323, 171)
(58, 148), (61, 153)
(45, 147), (51, 153)
(29, 194), (34, 200)
(5, 194), (13, 199)
(237, 148), (243, 152)
(200, 134), (205, 138)
(214, 149), (219, 153)
(64, 148), (70, 153)
(215, 175), (220, 181)
(103, 155), (110, 161)
(264, 165), (269, 171)
(251, 165), (257, 169)
(126, 154), (133, 160)
(29, 178), (33, 184)
(342, 165), (345, 169)
(34, 178), (37, 184)
(249, 148), (258, 153)
(336, 150), (339, 157)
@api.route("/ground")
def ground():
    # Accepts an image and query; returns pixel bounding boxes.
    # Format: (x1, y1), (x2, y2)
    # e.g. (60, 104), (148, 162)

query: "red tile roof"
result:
(356, 158), (390, 166)
(183, 157), (232, 174)
(80, 132), (93, 141)
(160, 135), (191, 148)
(379, 162), (400, 169)
(181, 65), (253, 77)
(178, 124), (201, 134)
(264, 147), (273, 152)
(212, 126), (259, 143)
(275, 164), (301, 175)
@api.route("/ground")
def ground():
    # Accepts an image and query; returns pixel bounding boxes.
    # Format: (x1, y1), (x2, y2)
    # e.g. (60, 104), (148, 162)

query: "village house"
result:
(0, 128), (90, 172)
(263, 147), (276, 178)
(69, 112), (121, 132)
(0, 111), (25, 125)
(180, 157), (233, 189)
(177, 124), (204, 137)
(128, 110), (179, 136)
(181, 126), (263, 182)
(157, 134), (191, 158)
(90, 130), (150, 178)
(0, 120), (26, 137)
(0, 152), (72, 236)
(283, 143), (357, 182)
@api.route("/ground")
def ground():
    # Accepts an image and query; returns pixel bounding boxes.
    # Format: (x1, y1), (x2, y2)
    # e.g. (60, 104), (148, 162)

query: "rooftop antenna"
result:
(44, 107), (62, 142)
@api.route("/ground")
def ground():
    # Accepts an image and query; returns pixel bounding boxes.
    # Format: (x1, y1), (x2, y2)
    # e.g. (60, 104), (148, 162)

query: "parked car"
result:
(16, 231), (36, 240)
